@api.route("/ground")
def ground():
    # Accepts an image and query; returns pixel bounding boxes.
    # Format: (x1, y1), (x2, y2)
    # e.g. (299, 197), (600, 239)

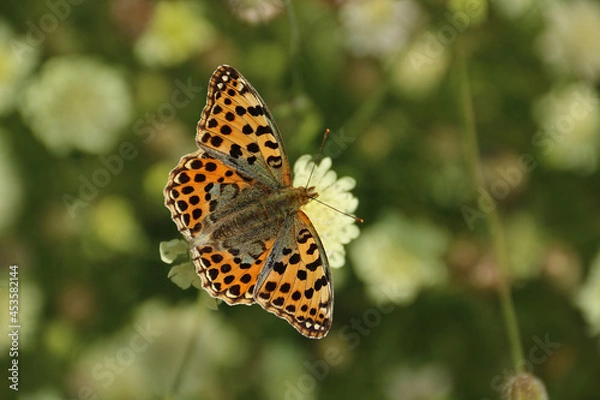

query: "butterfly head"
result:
(299, 185), (319, 204)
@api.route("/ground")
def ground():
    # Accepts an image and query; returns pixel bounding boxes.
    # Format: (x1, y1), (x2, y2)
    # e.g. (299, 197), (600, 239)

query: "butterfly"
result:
(164, 65), (333, 338)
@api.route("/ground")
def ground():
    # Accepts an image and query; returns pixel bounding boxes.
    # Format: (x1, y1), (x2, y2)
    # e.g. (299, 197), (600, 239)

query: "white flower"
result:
(20, 56), (132, 155)
(135, 1), (216, 68)
(227, 0), (284, 24)
(504, 373), (549, 400)
(384, 364), (453, 400)
(576, 250), (600, 337)
(293, 155), (360, 268)
(0, 20), (38, 116)
(532, 83), (600, 173)
(536, 0), (600, 82)
(350, 212), (448, 305)
(339, 0), (422, 59)
(160, 238), (190, 265)
(393, 29), (451, 98)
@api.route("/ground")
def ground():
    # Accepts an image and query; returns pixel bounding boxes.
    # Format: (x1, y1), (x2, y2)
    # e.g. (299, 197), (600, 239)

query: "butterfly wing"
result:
(190, 234), (277, 305)
(196, 65), (291, 188)
(254, 211), (333, 339)
(165, 151), (276, 304)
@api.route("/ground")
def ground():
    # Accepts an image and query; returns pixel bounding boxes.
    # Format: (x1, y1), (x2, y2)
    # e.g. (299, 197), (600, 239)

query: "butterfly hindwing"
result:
(190, 237), (277, 305)
(197, 65), (291, 187)
(165, 151), (259, 240)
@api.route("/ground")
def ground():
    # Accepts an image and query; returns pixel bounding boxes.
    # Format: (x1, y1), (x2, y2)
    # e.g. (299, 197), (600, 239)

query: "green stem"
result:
(284, 0), (300, 63)
(166, 292), (204, 398)
(456, 43), (525, 373)
(284, 0), (305, 97)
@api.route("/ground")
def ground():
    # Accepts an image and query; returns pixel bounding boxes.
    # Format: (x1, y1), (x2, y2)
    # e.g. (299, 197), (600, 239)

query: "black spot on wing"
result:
(267, 155), (283, 168)
(255, 125), (273, 136)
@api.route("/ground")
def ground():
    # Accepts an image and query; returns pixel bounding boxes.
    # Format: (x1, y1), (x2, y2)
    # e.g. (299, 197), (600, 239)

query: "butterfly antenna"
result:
(305, 128), (330, 188)
(309, 196), (364, 223)
(305, 128), (364, 223)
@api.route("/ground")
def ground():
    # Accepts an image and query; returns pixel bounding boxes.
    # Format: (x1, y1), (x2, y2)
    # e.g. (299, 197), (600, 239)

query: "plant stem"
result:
(167, 293), (204, 398)
(456, 43), (525, 373)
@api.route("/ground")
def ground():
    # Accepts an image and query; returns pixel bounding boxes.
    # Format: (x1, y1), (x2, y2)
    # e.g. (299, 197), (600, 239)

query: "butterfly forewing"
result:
(197, 65), (291, 187)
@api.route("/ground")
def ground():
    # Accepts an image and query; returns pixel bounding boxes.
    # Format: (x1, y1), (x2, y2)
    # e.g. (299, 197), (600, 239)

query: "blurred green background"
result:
(1, 0), (600, 399)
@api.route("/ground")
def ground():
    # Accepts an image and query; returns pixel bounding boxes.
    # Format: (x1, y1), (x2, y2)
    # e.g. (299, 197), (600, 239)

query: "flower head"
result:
(393, 30), (451, 98)
(134, 1), (216, 68)
(384, 364), (453, 400)
(536, 0), (600, 82)
(350, 212), (448, 305)
(292, 155), (360, 268)
(339, 0), (422, 59)
(20, 56), (132, 155)
(503, 373), (548, 400)
(532, 83), (600, 173)
(227, 0), (284, 24)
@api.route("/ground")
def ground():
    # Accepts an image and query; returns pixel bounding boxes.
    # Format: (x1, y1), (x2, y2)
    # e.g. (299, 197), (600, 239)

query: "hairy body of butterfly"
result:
(204, 186), (316, 245)
(165, 65), (333, 338)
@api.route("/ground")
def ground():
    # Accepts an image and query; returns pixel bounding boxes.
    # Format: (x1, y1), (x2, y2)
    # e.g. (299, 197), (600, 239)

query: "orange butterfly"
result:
(165, 65), (333, 338)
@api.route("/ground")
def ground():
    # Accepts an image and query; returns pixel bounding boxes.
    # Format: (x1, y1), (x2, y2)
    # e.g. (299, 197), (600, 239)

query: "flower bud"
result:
(503, 373), (548, 400)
